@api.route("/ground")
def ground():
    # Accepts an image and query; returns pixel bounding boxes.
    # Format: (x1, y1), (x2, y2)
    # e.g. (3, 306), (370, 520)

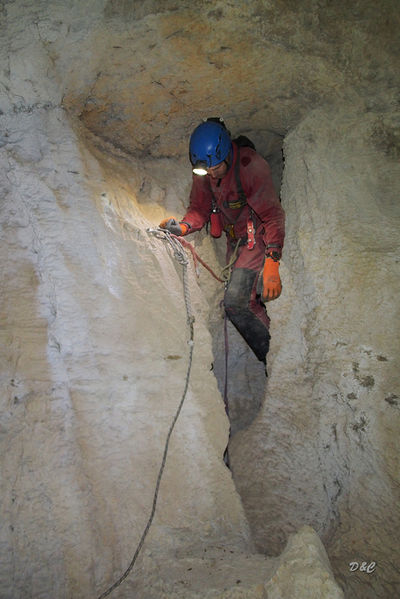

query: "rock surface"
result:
(121, 526), (343, 599)
(0, 103), (252, 597)
(230, 103), (400, 599)
(265, 526), (344, 599)
(1, 1), (399, 598)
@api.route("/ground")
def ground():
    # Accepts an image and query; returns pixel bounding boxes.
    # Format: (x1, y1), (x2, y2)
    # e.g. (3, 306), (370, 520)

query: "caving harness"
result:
(207, 136), (257, 252)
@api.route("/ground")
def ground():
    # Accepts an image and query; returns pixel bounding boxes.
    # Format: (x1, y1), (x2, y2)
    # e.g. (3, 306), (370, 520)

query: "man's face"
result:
(207, 160), (228, 179)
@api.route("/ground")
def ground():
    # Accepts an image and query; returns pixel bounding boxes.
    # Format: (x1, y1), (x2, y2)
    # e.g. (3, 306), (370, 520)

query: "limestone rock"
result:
(111, 527), (343, 598)
(1, 1), (399, 598)
(265, 526), (344, 599)
(0, 105), (252, 597)
(230, 104), (400, 599)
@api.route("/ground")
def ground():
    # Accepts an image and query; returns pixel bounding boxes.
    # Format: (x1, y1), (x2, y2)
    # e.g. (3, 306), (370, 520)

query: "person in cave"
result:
(160, 118), (285, 374)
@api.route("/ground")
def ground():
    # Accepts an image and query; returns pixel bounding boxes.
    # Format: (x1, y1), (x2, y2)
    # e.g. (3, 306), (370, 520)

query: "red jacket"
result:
(182, 142), (285, 250)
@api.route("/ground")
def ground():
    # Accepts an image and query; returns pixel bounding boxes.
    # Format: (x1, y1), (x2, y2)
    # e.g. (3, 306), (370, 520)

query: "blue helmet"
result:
(189, 121), (232, 169)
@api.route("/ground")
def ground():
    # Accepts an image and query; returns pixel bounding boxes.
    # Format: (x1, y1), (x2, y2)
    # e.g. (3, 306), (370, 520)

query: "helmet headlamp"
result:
(192, 160), (208, 176)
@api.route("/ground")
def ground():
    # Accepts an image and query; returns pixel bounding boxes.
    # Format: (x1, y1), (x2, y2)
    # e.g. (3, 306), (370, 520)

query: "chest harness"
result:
(208, 144), (256, 250)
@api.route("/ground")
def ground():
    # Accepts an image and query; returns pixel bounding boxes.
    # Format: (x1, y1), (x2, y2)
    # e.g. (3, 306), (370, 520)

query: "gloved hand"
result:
(159, 217), (188, 236)
(261, 254), (282, 302)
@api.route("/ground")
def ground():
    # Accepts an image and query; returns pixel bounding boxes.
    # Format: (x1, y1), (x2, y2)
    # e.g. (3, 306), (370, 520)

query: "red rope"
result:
(171, 235), (225, 283)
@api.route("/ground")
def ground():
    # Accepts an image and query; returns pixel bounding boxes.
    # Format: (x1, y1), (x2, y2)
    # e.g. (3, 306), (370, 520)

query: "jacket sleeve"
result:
(180, 175), (213, 233)
(242, 151), (285, 251)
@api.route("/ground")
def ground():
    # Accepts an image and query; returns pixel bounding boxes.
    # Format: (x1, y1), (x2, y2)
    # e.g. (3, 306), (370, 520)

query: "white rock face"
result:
(0, 103), (254, 597)
(1, 1), (398, 598)
(0, 103), (345, 599)
(265, 526), (344, 599)
(123, 526), (344, 598)
(230, 104), (400, 599)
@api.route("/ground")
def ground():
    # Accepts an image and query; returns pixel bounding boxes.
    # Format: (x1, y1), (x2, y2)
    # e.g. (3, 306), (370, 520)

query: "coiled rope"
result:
(97, 228), (195, 599)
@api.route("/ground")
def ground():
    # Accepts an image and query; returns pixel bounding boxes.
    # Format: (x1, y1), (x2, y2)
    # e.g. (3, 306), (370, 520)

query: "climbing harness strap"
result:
(230, 144), (247, 207)
(207, 147), (257, 251)
(97, 229), (195, 599)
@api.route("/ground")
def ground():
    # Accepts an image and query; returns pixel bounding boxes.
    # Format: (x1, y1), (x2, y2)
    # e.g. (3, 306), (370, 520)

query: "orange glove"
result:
(261, 255), (282, 302)
(159, 217), (188, 236)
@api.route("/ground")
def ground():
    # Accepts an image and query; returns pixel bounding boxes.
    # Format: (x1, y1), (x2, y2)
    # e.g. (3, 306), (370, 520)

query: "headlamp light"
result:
(192, 160), (208, 176)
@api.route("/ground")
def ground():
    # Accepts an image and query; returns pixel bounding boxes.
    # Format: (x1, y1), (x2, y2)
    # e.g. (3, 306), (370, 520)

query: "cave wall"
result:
(230, 103), (400, 599)
(0, 102), (260, 597)
(1, 1), (399, 598)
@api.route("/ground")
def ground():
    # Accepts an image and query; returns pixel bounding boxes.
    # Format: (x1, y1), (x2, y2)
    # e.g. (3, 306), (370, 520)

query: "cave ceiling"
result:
(52, 1), (400, 158)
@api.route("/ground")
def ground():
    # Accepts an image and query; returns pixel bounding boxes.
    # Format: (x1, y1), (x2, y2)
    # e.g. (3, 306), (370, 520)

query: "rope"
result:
(97, 229), (195, 599)
(155, 231), (241, 286)
(220, 239), (241, 284)
(223, 311), (229, 416)
(176, 236), (225, 283)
